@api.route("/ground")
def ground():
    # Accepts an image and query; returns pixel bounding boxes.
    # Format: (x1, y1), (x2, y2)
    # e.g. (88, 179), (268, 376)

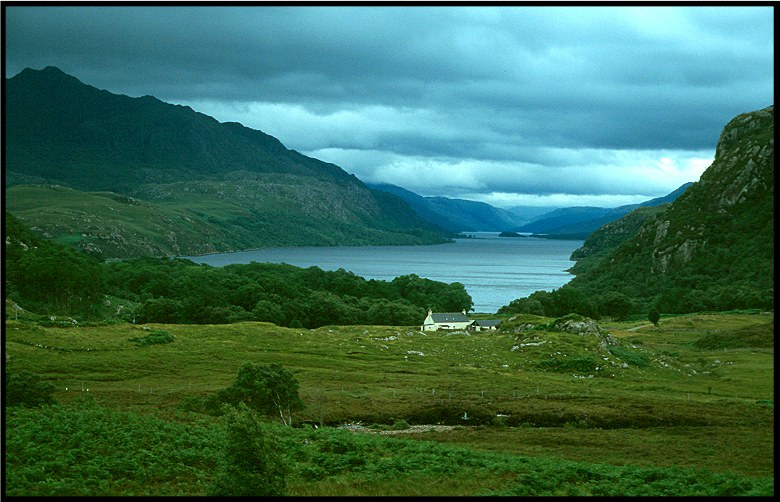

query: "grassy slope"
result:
(5, 184), (227, 257)
(6, 182), (448, 258)
(4, 311), (773, 495)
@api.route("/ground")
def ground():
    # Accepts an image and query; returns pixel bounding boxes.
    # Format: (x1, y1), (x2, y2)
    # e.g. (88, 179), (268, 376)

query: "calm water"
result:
(183, 232), (583, 313)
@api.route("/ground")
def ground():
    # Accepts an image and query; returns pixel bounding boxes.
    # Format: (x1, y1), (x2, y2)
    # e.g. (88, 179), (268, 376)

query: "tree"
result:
(648, 306), (661, 326)
(136, 297), (183, 324)
(598, 292), (633, 321)
(15, 243), (105, 313)
(217, 363), (305, 426)
(497, 297), (544, 316)
(252, 299), (286, 325)
(366, 298), (423, 326)
(208, 403), (288, 496)
(548, 286), (597, 318)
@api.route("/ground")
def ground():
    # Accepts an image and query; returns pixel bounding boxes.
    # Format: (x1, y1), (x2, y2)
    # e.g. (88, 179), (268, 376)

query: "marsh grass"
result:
(4, 311), (774, 495)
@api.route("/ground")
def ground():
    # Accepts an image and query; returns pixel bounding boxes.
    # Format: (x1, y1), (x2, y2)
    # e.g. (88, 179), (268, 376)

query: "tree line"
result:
(107, 258), (472, 328)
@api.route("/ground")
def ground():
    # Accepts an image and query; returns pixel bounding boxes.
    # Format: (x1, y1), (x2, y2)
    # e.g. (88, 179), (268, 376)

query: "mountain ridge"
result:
(365, 183), (529, 232)
(4, 66), (450, 257)
(368, 181), (693, 239)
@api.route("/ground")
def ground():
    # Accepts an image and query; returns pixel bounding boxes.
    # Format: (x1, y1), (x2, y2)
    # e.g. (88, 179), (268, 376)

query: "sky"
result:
(3, 4), (774, 209)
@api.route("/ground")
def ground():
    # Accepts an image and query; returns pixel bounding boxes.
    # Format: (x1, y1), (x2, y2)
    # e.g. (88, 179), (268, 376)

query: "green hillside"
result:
(561, 106), (772, 315)
(567, 203), (671, 276)
(6, 178), (447, 258)
(4, 67), (449, 257)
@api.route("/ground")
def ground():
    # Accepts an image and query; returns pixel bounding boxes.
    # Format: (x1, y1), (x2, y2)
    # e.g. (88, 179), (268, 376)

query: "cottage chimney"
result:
(462, 309), (466, 315)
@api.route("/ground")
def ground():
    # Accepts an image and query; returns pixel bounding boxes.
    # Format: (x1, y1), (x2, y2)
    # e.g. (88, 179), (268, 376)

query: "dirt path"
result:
(372, 425), (461, 435)
(341, 424), (463, 435)
(627, 324), (654, 331)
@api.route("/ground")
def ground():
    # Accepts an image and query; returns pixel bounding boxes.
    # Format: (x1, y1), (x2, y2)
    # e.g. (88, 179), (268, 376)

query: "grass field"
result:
(4, 310), (774, 495)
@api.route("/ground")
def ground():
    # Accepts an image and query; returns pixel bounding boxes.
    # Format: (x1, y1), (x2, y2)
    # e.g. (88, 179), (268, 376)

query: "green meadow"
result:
(4, 311), (773, 496)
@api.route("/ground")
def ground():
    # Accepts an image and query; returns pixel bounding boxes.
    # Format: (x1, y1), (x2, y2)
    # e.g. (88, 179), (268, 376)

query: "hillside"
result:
(567, 105), (774, 313)
(367, 183), (527, 232)
(568, 203), (671, 275)
(4, 66), (449, 257)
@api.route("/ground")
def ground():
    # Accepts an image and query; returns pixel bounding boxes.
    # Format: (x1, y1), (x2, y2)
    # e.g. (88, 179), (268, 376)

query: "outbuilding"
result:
(473, 319), (501, 331)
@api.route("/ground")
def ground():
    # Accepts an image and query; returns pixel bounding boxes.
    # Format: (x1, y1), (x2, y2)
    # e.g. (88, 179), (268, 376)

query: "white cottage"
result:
(421, 309), (473, 331)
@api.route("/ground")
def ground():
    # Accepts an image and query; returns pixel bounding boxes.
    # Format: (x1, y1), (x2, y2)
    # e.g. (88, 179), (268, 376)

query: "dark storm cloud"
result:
(4, 5), (774, 207)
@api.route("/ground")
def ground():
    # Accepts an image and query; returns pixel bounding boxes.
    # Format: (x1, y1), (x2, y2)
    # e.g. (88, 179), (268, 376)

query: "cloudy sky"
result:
(4, 4), (774, 209)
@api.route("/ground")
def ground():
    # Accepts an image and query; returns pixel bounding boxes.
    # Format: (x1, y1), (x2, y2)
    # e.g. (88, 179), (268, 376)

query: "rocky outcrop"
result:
(646, 105), (773, 275)
(567, 105), (773, 312)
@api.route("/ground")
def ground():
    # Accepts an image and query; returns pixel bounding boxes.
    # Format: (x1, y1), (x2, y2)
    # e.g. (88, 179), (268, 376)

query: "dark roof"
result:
(475, 319), (501, 327)
(430, 312), (470, 323)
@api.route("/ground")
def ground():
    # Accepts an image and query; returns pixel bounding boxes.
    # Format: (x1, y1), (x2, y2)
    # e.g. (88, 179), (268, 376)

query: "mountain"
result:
(366, 183), (528, 232)
(4, 67), (450, 257)
(505, 205), (562, 223)
(512, 183), (693, 239)
(512, 206), (613, 236)
(566, 105), (774, 313)
(367, 180), (692, 239)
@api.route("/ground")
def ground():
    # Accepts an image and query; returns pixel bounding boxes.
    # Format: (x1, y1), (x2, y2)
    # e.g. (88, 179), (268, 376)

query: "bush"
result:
(539, 356), (600, 373)
(5, 370), (57, 408)
(128, 329), (175, 347)
(208, 403), (288, 496)
(607, 345), (650, 367)
(391, 419), (410, 430)
(648, 306), (661, 326)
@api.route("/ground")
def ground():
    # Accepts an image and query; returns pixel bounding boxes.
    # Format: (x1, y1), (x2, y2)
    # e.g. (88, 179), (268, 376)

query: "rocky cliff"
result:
(567, 105), (773, 313)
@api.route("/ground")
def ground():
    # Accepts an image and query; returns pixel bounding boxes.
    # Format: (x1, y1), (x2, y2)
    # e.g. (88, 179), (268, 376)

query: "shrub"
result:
(5, 370), (57, 408)
(208, 403), (288, 496)
(128, 329), (175, 347)
(648, 306), (661, 326)
(539, 356), (600, 373)
(391, 419), (410, 430)
(607, 345), (650, 367)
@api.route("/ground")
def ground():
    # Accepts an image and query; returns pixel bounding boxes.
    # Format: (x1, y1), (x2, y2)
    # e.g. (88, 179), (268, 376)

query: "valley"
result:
(3, 65), (774, 497)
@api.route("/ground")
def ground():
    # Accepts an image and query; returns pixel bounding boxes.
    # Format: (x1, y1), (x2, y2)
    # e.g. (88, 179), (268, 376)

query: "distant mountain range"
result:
(366, 183), (529, 232)
(5, 66), (450, 257)
(368, 181), (692, 239)
(511, 183), (693, 239)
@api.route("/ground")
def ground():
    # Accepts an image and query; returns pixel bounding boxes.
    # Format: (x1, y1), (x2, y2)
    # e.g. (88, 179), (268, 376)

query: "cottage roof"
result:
(475, 319), (501, 327)
(430, 312), (470, 323)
